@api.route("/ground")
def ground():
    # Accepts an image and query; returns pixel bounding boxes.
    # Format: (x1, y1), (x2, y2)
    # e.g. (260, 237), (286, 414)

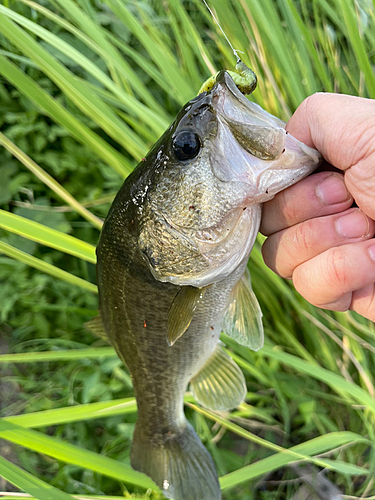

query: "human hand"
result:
(261, 93), (375, 321)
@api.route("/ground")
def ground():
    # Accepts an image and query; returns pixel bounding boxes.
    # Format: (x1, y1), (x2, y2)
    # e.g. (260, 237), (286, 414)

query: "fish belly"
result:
(98, 243), (246, 500)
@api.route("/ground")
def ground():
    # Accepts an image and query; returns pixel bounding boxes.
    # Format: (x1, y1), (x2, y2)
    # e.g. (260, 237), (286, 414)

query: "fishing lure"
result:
(199, 59), (257, 96)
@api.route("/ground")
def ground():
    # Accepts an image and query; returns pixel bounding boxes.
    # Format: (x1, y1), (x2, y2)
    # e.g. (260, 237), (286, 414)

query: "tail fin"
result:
(131, 421), (221, 500)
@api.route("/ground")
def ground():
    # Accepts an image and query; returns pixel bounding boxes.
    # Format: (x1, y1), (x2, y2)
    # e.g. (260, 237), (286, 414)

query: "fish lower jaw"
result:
(242, 161), (320, 205)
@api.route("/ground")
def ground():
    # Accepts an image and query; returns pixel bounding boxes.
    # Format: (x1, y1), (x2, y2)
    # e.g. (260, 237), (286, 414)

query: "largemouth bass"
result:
(93, 70), (320, 500)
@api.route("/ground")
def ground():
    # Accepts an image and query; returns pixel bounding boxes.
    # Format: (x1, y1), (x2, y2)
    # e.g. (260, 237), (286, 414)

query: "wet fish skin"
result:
(96, 70), (321, 500)
(97, 183), (238, 500)
(96, 154), (245, 500)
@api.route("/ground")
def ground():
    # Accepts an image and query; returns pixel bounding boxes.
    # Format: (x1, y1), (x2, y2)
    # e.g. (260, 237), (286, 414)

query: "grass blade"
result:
(0, 55), (131, 177)
(0, 210), (96, 263)
(0, 133), (103, 229)
(102, 0), (194, 103)
(0, 241), (97, 293)
(1, 408), (367, 492)
(40, 0), (169, 115)
(0, 455), (76, 500)
(0, 6), (168, 138)
(0, 496), (137, 500)
(0, 419), (157, 491)
(4, 398), (137, 428)
(188, 404), (369, 477)
(3, 394), (201, 428)
(220, 431), (369, 489)
(35, 0), (169, 115)
(0, 9), (147, 160)
(0, 348), (115, 364)
(259, 345), (375, 413)
(340, 0), (375, 97)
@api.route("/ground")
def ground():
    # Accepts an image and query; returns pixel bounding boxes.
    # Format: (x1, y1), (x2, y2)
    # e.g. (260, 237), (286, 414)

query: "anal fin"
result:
(222, 268), (264, 351)
(190, 344), (246, 411)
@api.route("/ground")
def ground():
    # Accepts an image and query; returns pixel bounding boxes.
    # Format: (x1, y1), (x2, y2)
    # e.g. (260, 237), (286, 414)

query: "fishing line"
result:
(201, 0), (243, 62)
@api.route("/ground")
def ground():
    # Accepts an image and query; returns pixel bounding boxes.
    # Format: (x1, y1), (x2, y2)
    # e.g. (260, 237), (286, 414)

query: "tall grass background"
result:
(0, 0), (375, 499)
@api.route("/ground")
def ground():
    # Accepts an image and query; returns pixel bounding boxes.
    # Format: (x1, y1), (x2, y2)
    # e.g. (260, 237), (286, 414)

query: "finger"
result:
(286, 93), (375, 169)
(262, 208), (375, 278)
(351, 284), (375, 322)
(261, 171), (353, 236)
(287, 93), (375, 221)
(292, 239), (375, 311)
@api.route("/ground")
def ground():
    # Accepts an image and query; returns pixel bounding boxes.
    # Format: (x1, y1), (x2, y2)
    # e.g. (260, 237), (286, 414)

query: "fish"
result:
(91, 69), (321, 500)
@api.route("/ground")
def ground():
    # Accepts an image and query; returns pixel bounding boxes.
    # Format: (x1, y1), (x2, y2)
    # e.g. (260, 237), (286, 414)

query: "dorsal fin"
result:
(222, 269), (264, 351)
(167, 286), (207, 346)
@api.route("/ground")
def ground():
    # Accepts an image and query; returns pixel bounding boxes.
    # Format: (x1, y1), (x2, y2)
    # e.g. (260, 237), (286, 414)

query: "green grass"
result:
(0, 0), (375, 499)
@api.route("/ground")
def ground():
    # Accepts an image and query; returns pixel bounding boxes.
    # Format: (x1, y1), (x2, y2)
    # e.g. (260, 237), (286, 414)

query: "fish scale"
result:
(94, 69), (321, 500)
(99, 208), (243, 431)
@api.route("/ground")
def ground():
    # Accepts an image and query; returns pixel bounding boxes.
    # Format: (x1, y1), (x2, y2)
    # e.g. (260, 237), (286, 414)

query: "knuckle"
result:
(277, 189), (298, 226)
(303, 93), (326, 117)
(344, 111), (375, 167)
(323, 247), (349, 292)
(292, 264), (314, 301)
(293, 258), (351, 310)
(322, 295), (352, 312)
(293, 219), (314, 254)
(352, 285), (375, 321)
(361, 304), (375, 323)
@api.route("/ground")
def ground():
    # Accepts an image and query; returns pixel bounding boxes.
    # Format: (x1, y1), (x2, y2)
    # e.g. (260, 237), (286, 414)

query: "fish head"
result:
(208, 70), (321, 200)
(138, 70), (321, 287)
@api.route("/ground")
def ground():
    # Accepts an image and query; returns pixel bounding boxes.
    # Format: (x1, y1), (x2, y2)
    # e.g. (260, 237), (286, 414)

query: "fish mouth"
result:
(140, 71), (321, 289)
(211, 69), (287, 157)
(207, 71), (321, 203)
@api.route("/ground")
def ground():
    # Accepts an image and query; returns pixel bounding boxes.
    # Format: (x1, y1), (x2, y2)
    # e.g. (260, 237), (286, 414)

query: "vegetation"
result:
(0, 0), (375, 498)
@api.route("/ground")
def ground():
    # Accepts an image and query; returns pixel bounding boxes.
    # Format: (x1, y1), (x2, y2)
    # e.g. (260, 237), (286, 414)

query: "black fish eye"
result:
(172, 131), (201, 161)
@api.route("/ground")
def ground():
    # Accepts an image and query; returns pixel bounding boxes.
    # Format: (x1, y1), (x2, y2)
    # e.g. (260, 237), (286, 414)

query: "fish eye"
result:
(172, 131), (201, 161)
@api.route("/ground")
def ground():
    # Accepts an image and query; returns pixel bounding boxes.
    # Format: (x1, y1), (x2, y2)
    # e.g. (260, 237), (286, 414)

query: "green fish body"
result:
(95, 71), (320, 500)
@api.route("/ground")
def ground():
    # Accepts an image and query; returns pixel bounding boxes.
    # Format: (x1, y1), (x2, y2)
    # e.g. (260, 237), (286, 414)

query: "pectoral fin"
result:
(84, 312), (109, 343)
(222, 269), (264, 351)
(189, 344), (246, 411)
(167, 286), (206, 346)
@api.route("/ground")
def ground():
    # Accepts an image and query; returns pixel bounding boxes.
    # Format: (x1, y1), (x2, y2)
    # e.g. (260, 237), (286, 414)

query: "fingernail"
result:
(368, 245), (375, 261)
(336, 210), (370, 238)
(316, 175), (350, 205)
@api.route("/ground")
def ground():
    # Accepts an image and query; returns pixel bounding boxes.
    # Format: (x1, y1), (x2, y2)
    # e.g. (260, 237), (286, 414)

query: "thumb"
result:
(286, 93), (375, 219)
